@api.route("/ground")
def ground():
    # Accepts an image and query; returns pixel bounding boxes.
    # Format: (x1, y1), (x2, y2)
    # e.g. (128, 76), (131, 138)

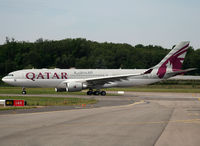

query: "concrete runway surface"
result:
(0, 92), (200, 146)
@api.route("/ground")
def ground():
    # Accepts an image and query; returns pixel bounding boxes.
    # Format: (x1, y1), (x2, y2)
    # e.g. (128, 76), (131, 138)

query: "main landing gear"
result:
(22, 87), (27, 94)
(87, 90), (106, 96)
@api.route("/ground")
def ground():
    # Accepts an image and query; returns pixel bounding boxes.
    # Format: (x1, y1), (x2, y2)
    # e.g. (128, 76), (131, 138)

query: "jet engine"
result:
(55, 88), (67, 92)
(66, 82), (86, 92)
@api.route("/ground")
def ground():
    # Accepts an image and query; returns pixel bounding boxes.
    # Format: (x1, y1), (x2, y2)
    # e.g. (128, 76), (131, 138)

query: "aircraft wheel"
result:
(22, 91), (26, 94)
(101, 91), (106, 96)
(87, 91), (93, 95)
(94, 91), (100, 95)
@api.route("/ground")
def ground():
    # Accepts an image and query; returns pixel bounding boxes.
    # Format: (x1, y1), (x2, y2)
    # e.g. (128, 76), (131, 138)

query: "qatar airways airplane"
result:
(2, 41), (194, 96)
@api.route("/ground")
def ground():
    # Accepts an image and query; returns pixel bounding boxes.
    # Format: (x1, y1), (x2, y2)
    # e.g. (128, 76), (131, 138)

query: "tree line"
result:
(0, 37), (199, 79)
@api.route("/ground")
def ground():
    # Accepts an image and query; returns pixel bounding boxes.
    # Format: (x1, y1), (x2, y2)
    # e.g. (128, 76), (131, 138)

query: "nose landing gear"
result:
(22, 87), (26, 94)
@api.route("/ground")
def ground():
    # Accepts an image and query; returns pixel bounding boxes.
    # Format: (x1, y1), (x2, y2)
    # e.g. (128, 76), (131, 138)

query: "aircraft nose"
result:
(2, 77), (15, 84)
(2, 77), (6, 82)
(1, 77), (13, 83)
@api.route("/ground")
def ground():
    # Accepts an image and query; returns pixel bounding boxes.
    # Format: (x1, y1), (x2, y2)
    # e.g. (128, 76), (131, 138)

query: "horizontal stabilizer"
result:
(167, 68), (196, 76)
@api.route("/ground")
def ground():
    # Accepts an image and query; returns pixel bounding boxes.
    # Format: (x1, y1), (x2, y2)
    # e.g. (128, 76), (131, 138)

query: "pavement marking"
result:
(132, 100), (145, 105)
(58, 119), (200, 126)
(101, 119), (200, 125)
(107, 100), (145, 108)
(188, 113), (200, 116)
(129, 119), (200, 125)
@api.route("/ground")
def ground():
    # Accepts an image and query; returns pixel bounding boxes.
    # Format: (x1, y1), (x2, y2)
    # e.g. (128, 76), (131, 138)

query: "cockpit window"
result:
(7, 74), (14, 76)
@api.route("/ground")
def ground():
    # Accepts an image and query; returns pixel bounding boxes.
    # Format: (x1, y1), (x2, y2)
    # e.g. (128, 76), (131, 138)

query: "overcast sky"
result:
(0, 0), (200, 49)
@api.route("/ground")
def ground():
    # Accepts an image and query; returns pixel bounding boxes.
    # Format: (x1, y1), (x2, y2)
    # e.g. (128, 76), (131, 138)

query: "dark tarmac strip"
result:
(0, 92), (200, 146)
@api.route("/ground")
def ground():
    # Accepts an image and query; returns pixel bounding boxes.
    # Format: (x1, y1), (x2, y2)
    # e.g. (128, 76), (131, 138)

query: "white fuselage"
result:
(2, 69), (161, 89)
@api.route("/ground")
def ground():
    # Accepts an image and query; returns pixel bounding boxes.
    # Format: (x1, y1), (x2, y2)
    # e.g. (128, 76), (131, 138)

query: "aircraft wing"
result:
(83, 73), (142, 86)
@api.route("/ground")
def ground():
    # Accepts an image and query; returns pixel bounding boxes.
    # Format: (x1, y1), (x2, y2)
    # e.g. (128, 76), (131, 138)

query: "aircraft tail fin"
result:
(144, 41), (190, 78)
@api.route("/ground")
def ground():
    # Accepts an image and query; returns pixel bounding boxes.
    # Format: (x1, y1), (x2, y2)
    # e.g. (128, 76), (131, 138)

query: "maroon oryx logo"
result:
(157, 43), (189, 78)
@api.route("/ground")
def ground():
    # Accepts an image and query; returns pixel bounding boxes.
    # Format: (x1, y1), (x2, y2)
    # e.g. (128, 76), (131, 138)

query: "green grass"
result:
(0, 86), (199, 94)
(0, 87), (86, 95)
(0, 96), (97, 107)
(108, 84), (200, 93)
(108, 87), (200, 93)
(0, 87), (117, 96)
(105, 80), (200, 93)
(0, 106), (37, 111)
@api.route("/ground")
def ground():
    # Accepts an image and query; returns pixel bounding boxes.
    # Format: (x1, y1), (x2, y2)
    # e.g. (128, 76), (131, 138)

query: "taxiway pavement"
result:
(0, 92), (200, 146)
